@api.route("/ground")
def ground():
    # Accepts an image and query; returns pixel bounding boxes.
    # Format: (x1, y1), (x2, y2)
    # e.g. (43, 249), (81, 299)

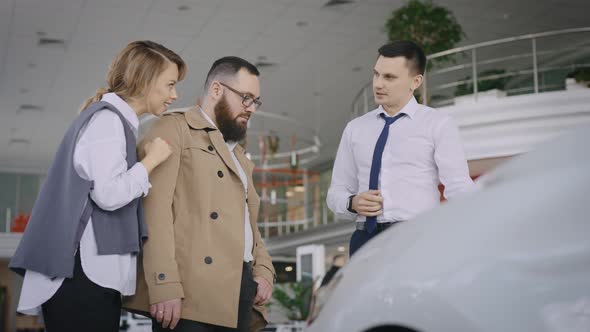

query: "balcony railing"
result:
(352, 27), (590, 117)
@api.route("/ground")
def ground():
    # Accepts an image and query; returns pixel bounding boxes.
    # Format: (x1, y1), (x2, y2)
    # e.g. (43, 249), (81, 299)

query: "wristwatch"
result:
(346, 195), (357, 213)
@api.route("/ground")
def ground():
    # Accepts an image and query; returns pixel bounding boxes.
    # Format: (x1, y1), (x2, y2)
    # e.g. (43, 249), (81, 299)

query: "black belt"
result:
(355, 221), (403, 232)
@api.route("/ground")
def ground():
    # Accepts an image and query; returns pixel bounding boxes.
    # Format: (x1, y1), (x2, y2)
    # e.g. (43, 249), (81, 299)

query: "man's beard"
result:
(214, 96), (248, 142)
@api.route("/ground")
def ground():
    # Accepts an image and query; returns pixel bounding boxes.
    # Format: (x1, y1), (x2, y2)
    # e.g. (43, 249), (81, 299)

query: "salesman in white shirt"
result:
(327, 40), (474, 256)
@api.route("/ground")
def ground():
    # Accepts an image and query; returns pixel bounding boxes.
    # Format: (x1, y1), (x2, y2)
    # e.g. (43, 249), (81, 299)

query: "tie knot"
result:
(380, 112), (404, 126)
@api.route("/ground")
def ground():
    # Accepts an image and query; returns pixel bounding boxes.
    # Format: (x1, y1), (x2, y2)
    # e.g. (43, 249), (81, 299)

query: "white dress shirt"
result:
(327, 96), (474, 223)
(18, 93), (151, 315)
(200, 109), (254, 262)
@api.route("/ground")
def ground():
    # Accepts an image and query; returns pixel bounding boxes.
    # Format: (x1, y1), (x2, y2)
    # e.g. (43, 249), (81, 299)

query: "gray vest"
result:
(10, 101), (148, 278)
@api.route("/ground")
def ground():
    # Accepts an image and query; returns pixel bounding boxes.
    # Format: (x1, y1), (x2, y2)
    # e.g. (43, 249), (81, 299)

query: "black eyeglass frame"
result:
(218, 82), (262, 109)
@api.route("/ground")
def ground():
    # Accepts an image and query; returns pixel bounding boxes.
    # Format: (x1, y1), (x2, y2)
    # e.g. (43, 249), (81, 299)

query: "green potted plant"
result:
(385, 0), (465, 64)
(270, 281), (313, 321)
(385, 0), (465, 103)
(571, 67), (590, 87)
(455, 69), (509, 96)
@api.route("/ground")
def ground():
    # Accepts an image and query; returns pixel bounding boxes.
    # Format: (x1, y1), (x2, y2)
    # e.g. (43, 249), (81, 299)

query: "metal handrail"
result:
(351, 27), (590, 116)
(429, 47), (590, 76)
(432, 64), (590, 91)
(428, 27), (590, 60)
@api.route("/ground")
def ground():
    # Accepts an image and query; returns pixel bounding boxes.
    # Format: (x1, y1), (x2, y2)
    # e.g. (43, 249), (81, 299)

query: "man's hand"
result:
(150, 298), (182, 329)
(352, 190), (384, 217)
(253, 276), (273, 305)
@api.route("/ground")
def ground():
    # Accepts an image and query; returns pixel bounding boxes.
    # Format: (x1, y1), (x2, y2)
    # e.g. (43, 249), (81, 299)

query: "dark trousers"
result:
(152, 262), (257, 332)
(349, 228), (388, 256)
(41, 251), (122, 332)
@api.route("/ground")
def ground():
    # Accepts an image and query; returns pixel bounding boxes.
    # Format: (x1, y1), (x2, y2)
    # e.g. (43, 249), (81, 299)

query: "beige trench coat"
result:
(124, 108), (275, 329)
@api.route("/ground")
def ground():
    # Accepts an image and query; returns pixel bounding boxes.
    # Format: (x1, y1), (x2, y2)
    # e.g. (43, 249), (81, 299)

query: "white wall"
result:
(444, 82), (590, 161)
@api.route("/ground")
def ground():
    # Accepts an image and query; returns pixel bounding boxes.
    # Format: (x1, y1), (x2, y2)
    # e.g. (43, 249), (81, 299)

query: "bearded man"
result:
(125, 56), (275, 332)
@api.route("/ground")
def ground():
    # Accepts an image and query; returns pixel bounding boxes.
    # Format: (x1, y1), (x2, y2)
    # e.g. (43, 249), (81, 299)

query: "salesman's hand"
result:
(253, 276), (273, 305)
(352, 190), (384, 217)
(150, 298), (182, 329)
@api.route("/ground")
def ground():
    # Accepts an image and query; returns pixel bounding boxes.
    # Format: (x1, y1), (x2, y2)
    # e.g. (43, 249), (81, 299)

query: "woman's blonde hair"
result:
(81, 40), (186, 111)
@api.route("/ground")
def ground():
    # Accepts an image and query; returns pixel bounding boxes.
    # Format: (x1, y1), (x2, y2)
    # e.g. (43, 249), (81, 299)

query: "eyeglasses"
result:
(218, 82), (262, 109)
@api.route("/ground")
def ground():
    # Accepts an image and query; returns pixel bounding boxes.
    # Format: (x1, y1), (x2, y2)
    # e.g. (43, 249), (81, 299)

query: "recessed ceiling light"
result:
(337, 246), (346, 252)
(352, 66), (362, 72)
(323, 0), (354, 7)
(17, 104), (44, 113)
(285, 266), (293, 272)
(178, 5), (190, 11)
(9, 138), (31, 145)
(27, 62), (36, 69)
(38, 37), (66, 47)
(296, 21), (308, 27)
(254, 61), (277, 68)
(20, 88), (29, 94)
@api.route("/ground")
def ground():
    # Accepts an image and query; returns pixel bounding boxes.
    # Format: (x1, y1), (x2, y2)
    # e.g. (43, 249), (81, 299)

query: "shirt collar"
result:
(376, 96), (419, 120)
(226, 141), (238, 152)
(199, 107), (217, 128)
(199, 107), (238, 151)
(101, 93), (140, 130)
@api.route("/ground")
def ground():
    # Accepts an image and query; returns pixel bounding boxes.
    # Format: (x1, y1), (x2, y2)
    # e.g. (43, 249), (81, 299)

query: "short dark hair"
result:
(204, 56), (260, 91)
(378, 40), (426, 75)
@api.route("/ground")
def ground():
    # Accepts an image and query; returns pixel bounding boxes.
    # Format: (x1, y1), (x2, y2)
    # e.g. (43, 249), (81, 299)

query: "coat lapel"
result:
(207, 130), (240, 178)
(185, 107), (241, 178)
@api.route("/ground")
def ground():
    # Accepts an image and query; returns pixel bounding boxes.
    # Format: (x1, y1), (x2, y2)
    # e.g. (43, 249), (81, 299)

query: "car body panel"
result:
(308, 127), (590, 332)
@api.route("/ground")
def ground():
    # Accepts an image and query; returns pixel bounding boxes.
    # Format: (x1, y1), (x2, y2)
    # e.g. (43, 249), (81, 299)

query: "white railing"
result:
(352, 27), (590, 117)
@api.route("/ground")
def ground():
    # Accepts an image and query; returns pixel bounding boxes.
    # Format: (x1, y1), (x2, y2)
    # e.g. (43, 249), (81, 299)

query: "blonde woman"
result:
(10, 40), (186, 332)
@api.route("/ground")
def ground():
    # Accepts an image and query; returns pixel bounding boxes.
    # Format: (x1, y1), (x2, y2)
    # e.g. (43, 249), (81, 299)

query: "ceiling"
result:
(1, 0), (588, 172)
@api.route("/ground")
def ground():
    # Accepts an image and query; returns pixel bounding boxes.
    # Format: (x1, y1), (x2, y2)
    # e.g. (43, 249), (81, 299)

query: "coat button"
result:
(217, 170), (224, 178)
(158, 273), (166, 281)
(210, 212), (218, 220)
(207, 145), (214, 151)
(204, 256), (213, 264)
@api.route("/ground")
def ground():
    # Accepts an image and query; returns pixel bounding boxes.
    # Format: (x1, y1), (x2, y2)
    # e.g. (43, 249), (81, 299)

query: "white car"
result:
(307, 127), (590, 332)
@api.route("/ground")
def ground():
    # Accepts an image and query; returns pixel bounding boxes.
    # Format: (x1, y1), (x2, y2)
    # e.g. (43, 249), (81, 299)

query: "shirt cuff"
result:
(148, 282), (185, 305)
(337, 194), (358, 220)
(253, 263), (276, 285)
(129, 162), (152, 197)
